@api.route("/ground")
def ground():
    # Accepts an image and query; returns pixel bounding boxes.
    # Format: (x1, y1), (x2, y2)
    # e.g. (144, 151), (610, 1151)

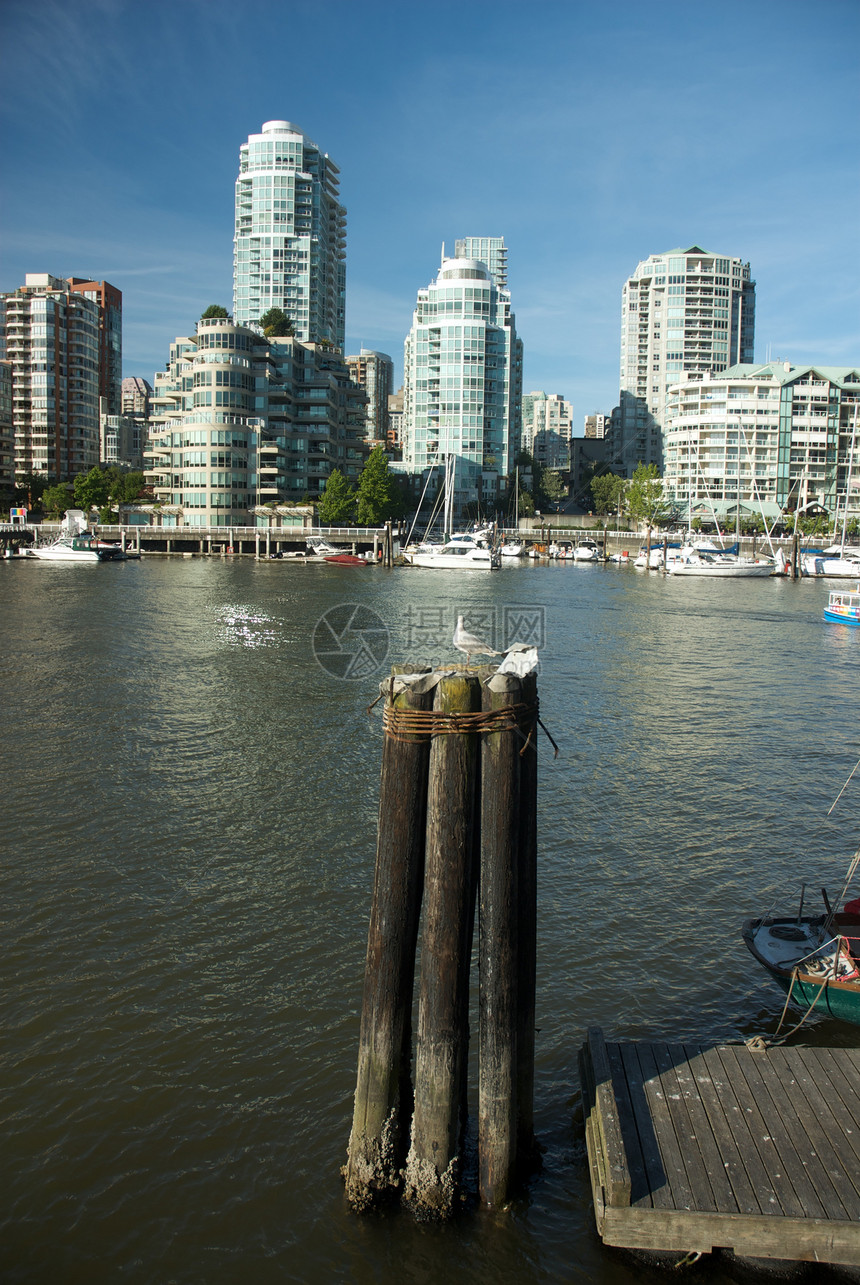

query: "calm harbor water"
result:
(1, 555), (858, 1284)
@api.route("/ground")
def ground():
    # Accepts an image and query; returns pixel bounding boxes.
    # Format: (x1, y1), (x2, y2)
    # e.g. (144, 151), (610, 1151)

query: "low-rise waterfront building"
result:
(145, 314), (368, 526)
(663, 362), (860, 525)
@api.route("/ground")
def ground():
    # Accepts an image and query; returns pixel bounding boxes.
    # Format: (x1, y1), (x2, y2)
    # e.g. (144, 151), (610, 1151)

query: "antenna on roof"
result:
(441, 241), (446, 265)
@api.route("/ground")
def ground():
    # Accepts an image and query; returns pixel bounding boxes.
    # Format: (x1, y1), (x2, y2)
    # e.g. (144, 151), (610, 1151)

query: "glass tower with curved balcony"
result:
(402, 255), (522, 514)
(233, 121), (346, 348)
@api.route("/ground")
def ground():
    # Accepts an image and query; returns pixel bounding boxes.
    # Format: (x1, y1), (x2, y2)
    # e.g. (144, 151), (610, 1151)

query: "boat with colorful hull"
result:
(823, 583), (860, 626)
(743, 910), (860, 1026)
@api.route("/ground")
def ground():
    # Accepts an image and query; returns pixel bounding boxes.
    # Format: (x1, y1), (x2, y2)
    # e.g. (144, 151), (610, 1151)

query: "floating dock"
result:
(580, 1028), (860, 1265)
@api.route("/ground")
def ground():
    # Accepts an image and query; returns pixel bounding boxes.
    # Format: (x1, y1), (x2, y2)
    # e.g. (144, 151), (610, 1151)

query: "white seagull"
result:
(453, 615), (500, 666)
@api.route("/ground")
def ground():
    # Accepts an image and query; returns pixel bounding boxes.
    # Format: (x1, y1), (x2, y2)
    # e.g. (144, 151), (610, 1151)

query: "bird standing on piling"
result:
(453, 615), (500, 667)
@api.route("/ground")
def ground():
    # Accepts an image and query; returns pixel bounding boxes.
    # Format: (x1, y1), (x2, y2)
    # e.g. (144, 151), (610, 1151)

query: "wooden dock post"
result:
(478, 672), (521, 1207)
(344, 672), (434, 1210)
(403, 672), (481, 1218)
(516, 671), (538, 1168)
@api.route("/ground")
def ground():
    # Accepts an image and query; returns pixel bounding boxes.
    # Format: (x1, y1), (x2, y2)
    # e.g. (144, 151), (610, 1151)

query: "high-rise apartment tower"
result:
(346, 349), (393, 442)
(402, 253), (522, 514)
(609, 245), (755, 475)
(233, 121), (346, 348)
(0, 273), (121, 482)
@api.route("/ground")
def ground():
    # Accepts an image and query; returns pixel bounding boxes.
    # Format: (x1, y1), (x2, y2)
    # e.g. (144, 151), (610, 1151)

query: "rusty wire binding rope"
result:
(381, 698), (559, 757)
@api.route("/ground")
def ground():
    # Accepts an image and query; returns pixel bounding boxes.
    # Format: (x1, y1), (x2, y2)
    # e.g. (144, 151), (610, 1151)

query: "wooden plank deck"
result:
(579, 1028), (860, 1265)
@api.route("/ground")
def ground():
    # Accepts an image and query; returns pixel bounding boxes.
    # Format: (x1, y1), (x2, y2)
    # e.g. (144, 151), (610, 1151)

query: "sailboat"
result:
(405, 455), (500, 570)
(802, 404), (860, 577)
(743, 849), (860, 1026)
(668, 454), (775, 577)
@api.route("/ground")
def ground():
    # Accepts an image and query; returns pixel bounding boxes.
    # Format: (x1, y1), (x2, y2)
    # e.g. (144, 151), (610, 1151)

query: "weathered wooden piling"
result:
(403, 672), (481, 1218)
(348, 656), (542, 1219)
(478, 672), (522, 1207)
(344, 672), (435, 1210)
(516, 670), (539, 1168)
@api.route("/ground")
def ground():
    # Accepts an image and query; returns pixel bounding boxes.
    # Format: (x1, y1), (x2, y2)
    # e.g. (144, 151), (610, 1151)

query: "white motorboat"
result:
(307, 536), (344, 557)
(500, 541), (524, 558)
(29, 534), (105, 562)
(407, 537), (500, 569)
(572, 539), (601, 563)
(633, 541), (685, 569)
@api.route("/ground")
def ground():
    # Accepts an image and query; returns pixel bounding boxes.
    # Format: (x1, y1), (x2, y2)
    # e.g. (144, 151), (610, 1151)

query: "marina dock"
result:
(580, 1027), (860, 1265)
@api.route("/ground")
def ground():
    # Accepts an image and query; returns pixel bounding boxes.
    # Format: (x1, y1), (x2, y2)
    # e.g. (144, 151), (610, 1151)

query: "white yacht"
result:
(572, 538), (601, 562)
(407, 531), (500, 570)
(29, 534), (104, 562)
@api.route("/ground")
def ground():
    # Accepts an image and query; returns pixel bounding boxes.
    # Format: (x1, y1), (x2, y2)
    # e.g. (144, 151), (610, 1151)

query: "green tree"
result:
(318, 469), (356, 524)
(517, 489), (536, 517)
(73, 466), (112, 515)
(42, 483), (74, 517)
(626, 463), (672, 531)
(201, 304), (228, 319)
(14, 471), (47, 511)
(542, 470), (565, 509)
(590, 472), (627, 517)
(355, 446), (399, 525)
(259, 307), (294, 337)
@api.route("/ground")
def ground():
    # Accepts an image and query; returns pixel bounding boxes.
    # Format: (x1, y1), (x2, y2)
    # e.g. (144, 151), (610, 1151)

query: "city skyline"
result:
(1, 0), (858, 424)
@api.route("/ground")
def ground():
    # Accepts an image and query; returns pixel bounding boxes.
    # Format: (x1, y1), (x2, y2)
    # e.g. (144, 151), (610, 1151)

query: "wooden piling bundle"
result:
(346, 661), (542, 1218)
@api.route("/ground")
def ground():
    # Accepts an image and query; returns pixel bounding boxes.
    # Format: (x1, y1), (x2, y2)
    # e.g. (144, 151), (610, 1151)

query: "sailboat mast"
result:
(839, 402), (858, 554)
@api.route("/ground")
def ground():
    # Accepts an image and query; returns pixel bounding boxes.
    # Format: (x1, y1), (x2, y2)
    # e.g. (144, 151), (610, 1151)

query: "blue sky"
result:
(1, 0), (858, 426)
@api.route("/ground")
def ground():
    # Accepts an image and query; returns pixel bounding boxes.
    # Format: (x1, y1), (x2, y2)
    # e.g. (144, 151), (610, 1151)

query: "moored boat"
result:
(802, 547), (860, 578)
(29, 534), (108, 562)
(668, 546), (774, 577)
(823, 582), (860, 626)
(324, 553), (370, 566)
(743, 908), (860, 1026)
(743, 847), (860, 1027)
(307, 536), (344, 557)
(407, 537), (499, 569)
(573, 539), (601, 562)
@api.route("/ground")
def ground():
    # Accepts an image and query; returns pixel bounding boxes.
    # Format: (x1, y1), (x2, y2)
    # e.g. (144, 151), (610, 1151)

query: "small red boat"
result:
(324, 554), (370, 566)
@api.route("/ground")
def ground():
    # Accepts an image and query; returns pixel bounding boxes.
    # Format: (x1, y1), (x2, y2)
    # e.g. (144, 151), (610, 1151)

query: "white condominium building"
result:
(610, 246), (755, 475)
(233, 121), (346, 348)
(522, 391), (572, 469)
(145, 315), (367, 527)
(663, 363), (860, 524)
(402, 254), (522, 514)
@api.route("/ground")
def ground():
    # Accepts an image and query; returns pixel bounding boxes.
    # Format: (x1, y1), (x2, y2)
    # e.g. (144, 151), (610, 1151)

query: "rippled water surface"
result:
(1, 556), (858, 1284)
